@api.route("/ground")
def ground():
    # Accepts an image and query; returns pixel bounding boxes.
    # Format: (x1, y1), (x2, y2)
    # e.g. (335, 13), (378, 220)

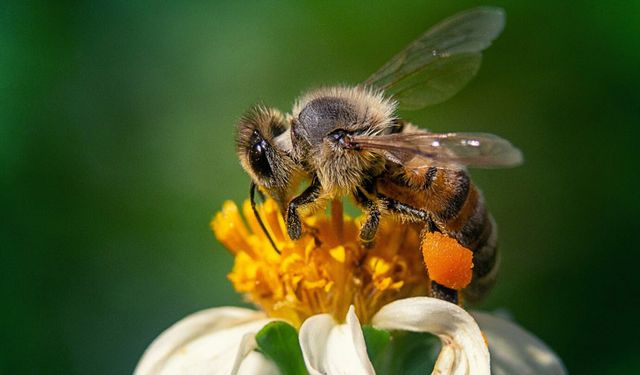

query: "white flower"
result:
(135, 297), (566, 375)
(140, 200), (567, 374)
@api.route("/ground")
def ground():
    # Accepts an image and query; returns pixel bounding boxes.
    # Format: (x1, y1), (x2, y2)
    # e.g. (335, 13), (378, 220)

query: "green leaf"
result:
(255, 321), (309, 375)
(389, 331), (441, 375)
(364, 329), (441, 375)
(362, 325), (391, 371)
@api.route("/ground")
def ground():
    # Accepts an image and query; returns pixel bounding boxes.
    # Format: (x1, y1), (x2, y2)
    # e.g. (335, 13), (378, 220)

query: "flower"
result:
(213, 199), (428, 327)
(135, 199), (566, 374)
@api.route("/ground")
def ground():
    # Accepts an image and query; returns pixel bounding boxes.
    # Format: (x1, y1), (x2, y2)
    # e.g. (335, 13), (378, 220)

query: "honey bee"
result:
(235, 7), (521, 303)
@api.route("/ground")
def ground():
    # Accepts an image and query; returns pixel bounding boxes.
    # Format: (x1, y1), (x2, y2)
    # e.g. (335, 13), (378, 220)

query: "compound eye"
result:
(329, 129), (347, 142)
(328, 129), (354, 148)
(249, 130), (272, 179)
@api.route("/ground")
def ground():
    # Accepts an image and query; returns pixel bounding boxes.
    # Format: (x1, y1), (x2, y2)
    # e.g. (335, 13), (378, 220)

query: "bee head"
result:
(235, 105), (298, 208)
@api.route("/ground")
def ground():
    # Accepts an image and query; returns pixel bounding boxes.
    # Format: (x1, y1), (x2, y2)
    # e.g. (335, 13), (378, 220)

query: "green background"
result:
(3, 1), (639, 373)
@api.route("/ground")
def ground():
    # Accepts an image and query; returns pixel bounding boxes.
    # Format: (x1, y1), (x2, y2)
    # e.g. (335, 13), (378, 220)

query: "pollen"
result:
(211, 199), (431, 327)
(422, 232), (474, 290)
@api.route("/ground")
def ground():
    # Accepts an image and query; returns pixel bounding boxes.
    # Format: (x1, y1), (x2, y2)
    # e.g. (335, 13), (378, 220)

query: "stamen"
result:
(212, 199), (432, 326)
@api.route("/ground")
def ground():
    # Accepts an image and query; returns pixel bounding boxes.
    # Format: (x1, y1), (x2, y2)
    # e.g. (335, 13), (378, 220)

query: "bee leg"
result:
(250, 182), (280, 254)
(381, 196), (460, 304)
(354, 188), (380, 246)
(430, 281), (459, 304)
(360, 207), (380, 247)
(380, 195), (445, 232)
(254, 185), (266, 201)
(286, 177), (322, 240)
(379, 194), (430, 222)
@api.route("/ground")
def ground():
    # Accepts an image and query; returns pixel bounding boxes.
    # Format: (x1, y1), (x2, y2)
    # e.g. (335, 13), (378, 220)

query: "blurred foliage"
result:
(2, 1), (639, 373)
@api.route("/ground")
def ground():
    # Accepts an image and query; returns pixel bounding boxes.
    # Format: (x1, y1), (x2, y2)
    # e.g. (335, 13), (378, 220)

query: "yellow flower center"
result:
(211, 199), (430, 327)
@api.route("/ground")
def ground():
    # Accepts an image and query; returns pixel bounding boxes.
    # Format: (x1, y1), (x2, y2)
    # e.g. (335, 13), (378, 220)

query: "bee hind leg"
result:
(380, 195), (431, 223)
(430, 281), (459, 305)
(379, 195), (460, 304)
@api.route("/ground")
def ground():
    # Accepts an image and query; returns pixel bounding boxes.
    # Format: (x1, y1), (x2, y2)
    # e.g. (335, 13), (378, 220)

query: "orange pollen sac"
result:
(421, 232), (474, 290)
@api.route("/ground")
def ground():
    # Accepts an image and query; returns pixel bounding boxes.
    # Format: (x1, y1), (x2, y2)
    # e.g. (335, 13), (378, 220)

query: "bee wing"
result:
(350, 132), (522, 169)
(361, 7), (505, 110)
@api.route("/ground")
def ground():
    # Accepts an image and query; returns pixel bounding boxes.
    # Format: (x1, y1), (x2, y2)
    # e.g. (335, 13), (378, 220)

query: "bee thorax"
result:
(315, 148), (384, 196)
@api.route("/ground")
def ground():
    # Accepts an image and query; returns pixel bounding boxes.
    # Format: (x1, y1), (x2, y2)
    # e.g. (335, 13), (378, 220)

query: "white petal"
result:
(299, 313), (334, 375)
(472, 312), (567, 375)
(371, 297), (490, 375)
(231, 331), (281, 375)
(135, 307), (276, 375)
(236, 350), (280, 375)
(230, 332), (257, 374)
(299, 306), (375, 375)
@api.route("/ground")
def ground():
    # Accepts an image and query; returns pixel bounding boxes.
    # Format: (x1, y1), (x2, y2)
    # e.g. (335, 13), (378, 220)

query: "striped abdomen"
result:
(378, 165), (499, 302)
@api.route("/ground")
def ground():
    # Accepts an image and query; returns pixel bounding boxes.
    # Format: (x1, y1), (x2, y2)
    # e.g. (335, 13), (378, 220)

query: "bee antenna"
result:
(250, 182), (281, 254)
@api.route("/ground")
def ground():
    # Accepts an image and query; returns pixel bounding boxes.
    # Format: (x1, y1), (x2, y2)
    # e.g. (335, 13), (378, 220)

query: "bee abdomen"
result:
(423, 167), (438, 190)
(439, 180), (499, 302)
(436, 170), (470, 221)
(467, 213), (497, 275)
(380, 166), (500, 301)
(461, 214), (499, 302)
(463, 247), (500, 302)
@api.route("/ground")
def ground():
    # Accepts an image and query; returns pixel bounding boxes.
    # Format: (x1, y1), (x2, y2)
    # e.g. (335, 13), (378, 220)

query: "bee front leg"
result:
(286, 177), (322, 240)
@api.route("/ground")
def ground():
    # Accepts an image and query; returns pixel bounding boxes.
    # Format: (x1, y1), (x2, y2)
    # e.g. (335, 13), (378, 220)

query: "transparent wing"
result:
(350, 132), (522, 169)
(361, 7), (505, 110)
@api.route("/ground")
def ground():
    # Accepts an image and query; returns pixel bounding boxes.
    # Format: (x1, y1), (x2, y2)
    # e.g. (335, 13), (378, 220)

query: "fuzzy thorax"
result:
(290, 86), (397, 195)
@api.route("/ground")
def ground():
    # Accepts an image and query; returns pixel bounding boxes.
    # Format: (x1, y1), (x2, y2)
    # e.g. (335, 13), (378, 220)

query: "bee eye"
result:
(249, 130), (272, 178)
(328, 129), (355, 148)
(329, 129), (347, 141)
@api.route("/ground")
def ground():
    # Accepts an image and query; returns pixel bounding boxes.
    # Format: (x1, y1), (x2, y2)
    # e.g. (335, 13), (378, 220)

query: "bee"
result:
(235, 7), (521, 303)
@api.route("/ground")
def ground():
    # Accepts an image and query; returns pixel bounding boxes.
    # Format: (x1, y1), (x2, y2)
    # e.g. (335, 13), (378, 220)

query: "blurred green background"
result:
(2, 0), (639, 373)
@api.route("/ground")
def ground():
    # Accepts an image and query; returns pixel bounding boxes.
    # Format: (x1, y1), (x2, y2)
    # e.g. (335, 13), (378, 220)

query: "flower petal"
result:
(299, 306), (375, 375)
(231, 331), (280, 375)
(236, 350), (280, 375)
(299, 313), (333, 375)
(371, 297), (489, 375)
(135, 307), (276, 375)
(472, 312), (567, 375)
